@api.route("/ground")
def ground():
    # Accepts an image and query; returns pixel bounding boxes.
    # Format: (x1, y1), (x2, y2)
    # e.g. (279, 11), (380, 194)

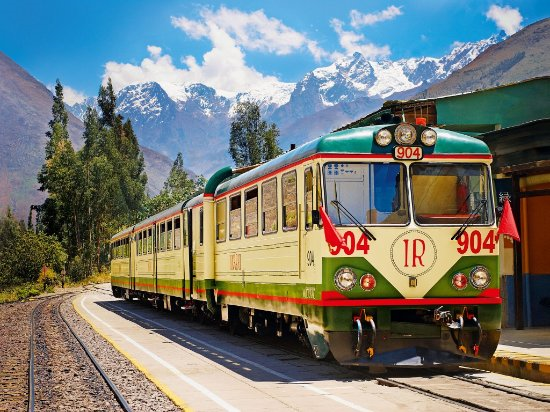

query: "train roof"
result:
(214, 124), (490, 197)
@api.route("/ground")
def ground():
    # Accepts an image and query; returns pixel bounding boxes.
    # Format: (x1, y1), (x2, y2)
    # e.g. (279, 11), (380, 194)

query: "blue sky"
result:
(1, 1), (548, 103)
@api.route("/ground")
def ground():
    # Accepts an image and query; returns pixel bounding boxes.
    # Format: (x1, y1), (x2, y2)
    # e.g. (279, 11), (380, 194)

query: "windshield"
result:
(410, 163), (494, 225)
(324, 162), (409, 225)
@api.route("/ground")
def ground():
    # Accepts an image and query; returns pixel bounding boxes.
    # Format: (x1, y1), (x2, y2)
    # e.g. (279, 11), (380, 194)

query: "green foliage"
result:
(36, 79), (148, 275)
(229, 101), (283, 167)
(143, 153), (205, 217)
(0, 211), (67, 288)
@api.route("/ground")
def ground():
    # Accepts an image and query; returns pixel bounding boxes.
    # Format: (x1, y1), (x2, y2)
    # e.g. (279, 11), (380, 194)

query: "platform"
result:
(476, 328), (550, 383)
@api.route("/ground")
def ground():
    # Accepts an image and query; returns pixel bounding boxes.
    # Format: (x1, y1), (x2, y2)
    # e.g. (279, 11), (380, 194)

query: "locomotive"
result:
(111, 120), (501, 367)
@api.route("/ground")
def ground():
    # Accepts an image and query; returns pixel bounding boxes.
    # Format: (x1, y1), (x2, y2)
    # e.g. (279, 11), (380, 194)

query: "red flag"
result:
(319, 206), (346, 247)
(497, 198), (520, 242)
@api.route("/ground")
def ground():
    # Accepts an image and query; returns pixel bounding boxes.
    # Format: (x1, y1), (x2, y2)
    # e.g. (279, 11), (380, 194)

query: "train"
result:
(111, 120), (501, 368)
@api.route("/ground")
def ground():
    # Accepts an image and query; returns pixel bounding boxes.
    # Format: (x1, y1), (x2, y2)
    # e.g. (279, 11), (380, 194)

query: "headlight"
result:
(360, 274), (376, 291)
(334, 267), (357, 291)
(451, 272), (468, 290)
(375, 129), (392, 146)
(395, 124), (416, 145)
(469, 266), (491, 290)
(421, 129), (437, 146)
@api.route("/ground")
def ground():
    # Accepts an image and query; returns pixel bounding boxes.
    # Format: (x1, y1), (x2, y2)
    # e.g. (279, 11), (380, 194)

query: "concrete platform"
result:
(475, 328), (550, 383)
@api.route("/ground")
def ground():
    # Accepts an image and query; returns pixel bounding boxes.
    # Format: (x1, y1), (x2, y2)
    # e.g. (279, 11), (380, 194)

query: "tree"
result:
(37, 80), (82, 259)
(36, 79), (148, 277)
(229, 101), (282, 167)
(143, 152), (201, 216)
(163, 152), (195, 200)
(97, 78), (117, 128)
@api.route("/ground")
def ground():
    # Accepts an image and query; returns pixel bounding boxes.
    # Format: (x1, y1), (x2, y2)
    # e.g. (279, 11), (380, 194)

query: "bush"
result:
(0, 211), (66, 289)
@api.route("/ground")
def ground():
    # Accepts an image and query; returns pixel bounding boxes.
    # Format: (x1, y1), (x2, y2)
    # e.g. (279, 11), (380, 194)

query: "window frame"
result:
(261, 177), (278, 235)
(244, 186), (259, 238)
(216, 198), (227, 243)
(282, 170), (298, 232)
(229, 193), (242, 240)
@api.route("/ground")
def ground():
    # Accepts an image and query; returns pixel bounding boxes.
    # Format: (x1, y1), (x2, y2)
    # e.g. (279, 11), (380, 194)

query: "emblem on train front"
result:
(390, 230), (437, 277)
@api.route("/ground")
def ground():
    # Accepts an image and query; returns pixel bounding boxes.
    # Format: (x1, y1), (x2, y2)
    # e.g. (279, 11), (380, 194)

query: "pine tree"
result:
(143, 153), (196, 216)
(97, 78), (117, 128)
(229, 101), (282, 167)
(163, 152), (194, 200)
(37, 80), (81, 259)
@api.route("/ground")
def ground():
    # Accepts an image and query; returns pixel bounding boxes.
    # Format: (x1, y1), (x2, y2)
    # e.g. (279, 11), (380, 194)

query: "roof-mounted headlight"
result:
(375, 129), (392, 146)
(421, 128), (437, 146)
(395, 124), (416, 145)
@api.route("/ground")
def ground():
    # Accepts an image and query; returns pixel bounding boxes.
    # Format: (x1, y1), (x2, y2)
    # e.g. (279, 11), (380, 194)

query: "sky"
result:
(1, 1), (549, 104)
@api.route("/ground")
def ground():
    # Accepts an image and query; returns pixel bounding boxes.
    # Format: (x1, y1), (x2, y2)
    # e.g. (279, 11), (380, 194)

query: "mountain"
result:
(417, 18), (550, 98)
(0, 51), (173, 219)
(67, 30), (502, 175)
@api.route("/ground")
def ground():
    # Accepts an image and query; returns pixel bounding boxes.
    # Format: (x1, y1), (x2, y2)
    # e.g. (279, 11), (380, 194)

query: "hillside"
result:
(0, 51), (173, 219)
(417, 18), (550, 98)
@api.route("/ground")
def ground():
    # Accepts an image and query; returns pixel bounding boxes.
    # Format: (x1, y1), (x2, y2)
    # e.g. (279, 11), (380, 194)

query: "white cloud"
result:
(330, 19), (391, 60)
(486, 5), (523, 35)
(103, 7), (332, 98)
(350, 6), (403, 29)
(171, 6), (328, 59)
(47, 83), (87, 105)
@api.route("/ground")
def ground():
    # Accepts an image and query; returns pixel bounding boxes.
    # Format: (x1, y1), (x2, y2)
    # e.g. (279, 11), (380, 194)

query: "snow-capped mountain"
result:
(68, 32), (506, 174)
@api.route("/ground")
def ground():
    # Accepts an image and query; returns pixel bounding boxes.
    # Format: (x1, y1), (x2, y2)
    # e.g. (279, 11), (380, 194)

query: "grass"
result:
(0, 271), (112, 304)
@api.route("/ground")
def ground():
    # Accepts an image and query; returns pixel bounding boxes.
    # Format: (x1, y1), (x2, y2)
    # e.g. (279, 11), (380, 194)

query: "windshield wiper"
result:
(451, 199), (487, 240)
(330, 200), (376, 241)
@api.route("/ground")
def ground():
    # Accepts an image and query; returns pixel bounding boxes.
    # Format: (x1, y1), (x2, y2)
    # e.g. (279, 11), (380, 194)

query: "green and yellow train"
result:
(111, 121), (501, 367)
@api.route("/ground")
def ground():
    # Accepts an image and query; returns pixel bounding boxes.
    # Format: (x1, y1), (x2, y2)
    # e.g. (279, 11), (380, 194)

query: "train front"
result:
(320, 123), (501, 366)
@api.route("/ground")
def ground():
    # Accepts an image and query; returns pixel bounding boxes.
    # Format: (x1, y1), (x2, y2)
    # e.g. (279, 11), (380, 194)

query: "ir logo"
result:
(390, 230), (437, 277)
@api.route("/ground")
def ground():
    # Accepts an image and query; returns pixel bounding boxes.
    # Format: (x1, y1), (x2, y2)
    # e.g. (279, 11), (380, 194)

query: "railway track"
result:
(28, 293), (132, 411)
(375, 371), (550, 411)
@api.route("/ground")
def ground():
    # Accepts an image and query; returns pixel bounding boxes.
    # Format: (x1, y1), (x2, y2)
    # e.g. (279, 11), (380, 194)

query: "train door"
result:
(187, 209), (194, 299)
(130, 233), (136, 291)
(182, 210), (192, 300)
(153, 223), (158, 294)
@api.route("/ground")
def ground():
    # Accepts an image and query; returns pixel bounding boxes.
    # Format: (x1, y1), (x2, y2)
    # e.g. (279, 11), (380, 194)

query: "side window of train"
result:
(167, 219), (173, 251)
(160, 222), (166, 252)
(182, 213), (188, 247)
(282, 170), (298, 231)
(262, 178), (278, 234)
(147, 228), (152, 254)
(137, 233), (142, 256)
(199, 208), (204, 246)
(174, 217), (181, 250)
(305, 167), (313, 230)
(216, 199), (227, 242)
(245, 187), (258, 238)
(229, 194), (242, 240)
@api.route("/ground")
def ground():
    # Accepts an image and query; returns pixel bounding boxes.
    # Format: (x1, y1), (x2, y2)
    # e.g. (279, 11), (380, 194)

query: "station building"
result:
(343, 77), (550, 328)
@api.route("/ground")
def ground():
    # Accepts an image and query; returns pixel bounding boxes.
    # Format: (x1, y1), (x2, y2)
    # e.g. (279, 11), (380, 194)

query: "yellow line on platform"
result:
(72, 295), (192, 412)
